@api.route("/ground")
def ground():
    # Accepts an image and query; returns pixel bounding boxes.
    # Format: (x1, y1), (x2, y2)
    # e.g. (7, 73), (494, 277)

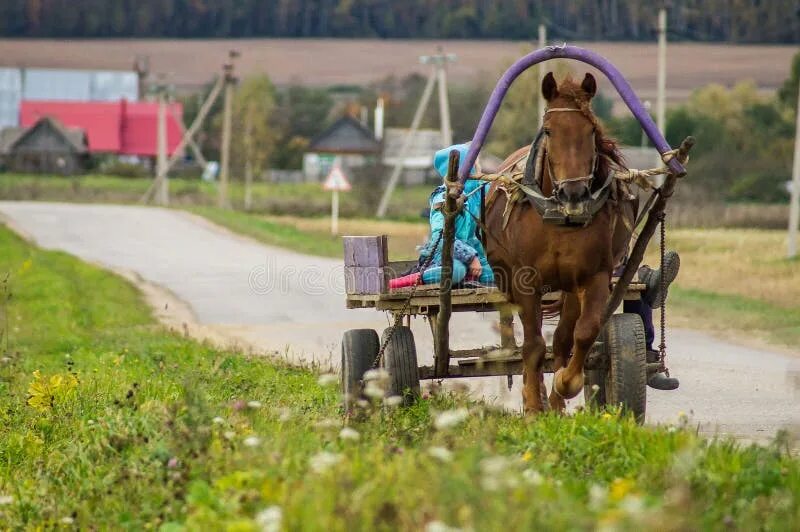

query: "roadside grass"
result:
(190, 207), (427, 260)
(0, 173), (432, 219)
(1, 224), (799, 529)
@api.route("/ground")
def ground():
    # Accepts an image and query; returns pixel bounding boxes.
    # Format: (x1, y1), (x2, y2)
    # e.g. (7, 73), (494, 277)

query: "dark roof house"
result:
(1, 117), (88, 175)
(308, 116), (381, 155)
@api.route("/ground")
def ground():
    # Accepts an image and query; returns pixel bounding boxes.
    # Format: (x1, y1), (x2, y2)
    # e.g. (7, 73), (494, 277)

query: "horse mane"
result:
(554, 77), (627, 178)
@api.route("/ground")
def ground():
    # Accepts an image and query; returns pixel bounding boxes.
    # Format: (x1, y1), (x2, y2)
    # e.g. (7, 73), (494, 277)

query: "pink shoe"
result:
(388, 272), (422, 290)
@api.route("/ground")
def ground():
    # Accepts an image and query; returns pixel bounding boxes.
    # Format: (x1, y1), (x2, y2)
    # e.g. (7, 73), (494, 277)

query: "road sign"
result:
(323, 165), (350, 235)
(323, 165), (351, 192)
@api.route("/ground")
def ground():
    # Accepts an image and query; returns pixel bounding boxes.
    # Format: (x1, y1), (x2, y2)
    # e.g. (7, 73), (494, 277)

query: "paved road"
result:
(2, 201), (798, 441)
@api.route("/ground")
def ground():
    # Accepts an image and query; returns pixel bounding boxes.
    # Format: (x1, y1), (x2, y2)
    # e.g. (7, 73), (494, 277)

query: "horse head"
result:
(540, 72), (601, 217)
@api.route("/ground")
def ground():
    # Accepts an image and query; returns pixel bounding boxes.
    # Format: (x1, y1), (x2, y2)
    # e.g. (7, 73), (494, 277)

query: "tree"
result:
(231, 76), (276, 209)
(778, 51), (800, 112)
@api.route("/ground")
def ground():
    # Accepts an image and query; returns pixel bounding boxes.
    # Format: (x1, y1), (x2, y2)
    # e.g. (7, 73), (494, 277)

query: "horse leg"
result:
(554, 274), (609, 399)
(516, 292), (546, 414)
(549, 293), (579, 412)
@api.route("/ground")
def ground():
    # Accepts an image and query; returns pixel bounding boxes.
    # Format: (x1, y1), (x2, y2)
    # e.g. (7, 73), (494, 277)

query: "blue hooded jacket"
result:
(420, 143), (491, 266)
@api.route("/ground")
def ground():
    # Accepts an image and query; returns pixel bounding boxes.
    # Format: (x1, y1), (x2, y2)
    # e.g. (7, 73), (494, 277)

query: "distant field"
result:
(0, 38), (794, 107)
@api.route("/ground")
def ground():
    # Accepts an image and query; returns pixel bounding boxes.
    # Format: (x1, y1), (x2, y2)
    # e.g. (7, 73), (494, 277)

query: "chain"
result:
(371, 230), (444, 369)
(658, 210), (669, 376)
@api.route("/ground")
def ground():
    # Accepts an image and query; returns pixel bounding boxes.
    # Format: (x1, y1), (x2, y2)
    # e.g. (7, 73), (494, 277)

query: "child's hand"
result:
(469, 256), (482, 279)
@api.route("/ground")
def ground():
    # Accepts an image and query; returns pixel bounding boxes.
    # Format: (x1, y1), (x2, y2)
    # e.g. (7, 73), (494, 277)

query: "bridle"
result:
(518, 106), (613, 226)
(542, 107), (598, 199)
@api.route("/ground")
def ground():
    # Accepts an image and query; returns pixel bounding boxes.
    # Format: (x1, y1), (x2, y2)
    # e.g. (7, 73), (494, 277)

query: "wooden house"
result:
(0, 117), (88, 175)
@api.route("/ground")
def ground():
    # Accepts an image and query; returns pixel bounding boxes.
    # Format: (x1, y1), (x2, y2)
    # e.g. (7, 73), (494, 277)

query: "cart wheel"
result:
(583, 313), (647, 423)
(381, 326), (420, 404)
(341, 329), (379, 410)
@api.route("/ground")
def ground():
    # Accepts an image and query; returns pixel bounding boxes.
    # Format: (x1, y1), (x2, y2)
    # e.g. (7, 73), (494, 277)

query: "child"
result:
(390, 143), (494, 288)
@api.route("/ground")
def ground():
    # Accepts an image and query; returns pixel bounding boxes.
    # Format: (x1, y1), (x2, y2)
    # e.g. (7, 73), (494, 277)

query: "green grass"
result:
(0, 173), (432, 219)
(189, 207), (344, 258)
(0, 224), (799, 529)
(668, 287), (800, 347)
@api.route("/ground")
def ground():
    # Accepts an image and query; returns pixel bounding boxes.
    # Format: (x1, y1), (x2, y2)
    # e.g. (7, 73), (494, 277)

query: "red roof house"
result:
(20, 100), (183, 157)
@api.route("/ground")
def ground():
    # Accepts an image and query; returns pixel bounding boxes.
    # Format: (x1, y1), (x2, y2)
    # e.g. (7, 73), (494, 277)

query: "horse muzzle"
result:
(555, 182), (591, 216)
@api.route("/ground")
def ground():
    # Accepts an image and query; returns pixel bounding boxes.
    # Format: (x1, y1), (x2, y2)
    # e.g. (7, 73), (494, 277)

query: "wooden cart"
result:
(342, 246), (653, 418)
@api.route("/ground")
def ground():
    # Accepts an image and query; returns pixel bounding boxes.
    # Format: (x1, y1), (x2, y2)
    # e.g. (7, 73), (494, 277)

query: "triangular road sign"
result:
(323, 165), (352, 191)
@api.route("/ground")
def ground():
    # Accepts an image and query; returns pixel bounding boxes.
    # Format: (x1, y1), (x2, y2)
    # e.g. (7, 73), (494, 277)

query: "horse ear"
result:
(581, 73), (597, 99)
(542, 72), (558, 102)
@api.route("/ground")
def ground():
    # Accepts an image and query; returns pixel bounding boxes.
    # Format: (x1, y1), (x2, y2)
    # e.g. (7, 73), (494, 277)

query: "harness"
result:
(520, 107), (613, 226)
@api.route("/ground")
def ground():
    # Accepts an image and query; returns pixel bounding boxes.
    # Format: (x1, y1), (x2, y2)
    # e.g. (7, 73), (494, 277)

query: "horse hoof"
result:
(554, 369), (584, 399)
(549, 391), (566, 413)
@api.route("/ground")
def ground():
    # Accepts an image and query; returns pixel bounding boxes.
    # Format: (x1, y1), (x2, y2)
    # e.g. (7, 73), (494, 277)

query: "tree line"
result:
(2, 0), (798, 43)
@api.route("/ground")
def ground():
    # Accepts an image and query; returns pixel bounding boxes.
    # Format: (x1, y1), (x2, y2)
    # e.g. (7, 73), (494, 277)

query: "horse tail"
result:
(541, 293), (565, 319)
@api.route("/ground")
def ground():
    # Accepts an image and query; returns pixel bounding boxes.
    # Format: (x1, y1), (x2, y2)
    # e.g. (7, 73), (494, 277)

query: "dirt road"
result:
(1, 201), (797, 441)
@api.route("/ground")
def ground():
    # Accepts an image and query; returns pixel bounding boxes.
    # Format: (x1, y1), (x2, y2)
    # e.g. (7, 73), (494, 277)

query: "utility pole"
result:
(155, 85), (169, 206)
(376, 49), (457, 218)
(656, 6), (667, 169)
(218, 50), (239, 209)
(243, 111), (254, 211)
(788, 83), (800, 259)
(435, 46), (453, 146)
(538, 22), (547, 125)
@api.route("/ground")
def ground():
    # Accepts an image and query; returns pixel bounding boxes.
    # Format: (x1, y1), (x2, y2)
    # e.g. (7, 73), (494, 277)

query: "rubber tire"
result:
(381, 326), (420, 404)
(341, 329), (379, 410)
(584, 313), (647, 423)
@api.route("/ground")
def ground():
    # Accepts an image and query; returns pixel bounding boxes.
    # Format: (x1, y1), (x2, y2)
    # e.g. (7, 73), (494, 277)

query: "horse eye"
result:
(543, 128), (550, 136)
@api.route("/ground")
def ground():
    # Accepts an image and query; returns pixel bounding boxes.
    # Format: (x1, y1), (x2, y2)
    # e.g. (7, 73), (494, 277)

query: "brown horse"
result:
(485, 72), (636, 413)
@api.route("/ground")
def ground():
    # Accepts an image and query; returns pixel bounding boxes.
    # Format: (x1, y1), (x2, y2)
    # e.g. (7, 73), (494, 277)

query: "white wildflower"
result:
(356, 399), (370, 409)
(244, 436), (262, 447)
(364, 382), (385, 399)
(255, 505), (283, 532)
(427, 446), (453, 463)
(212, 416), (225, 425)
(620, 495), (645, 515)
(588, 484), (607, 510)
(362, 368), (389, 382)
(384, 395), (403, 407)
(314, 418), (340, 431)
(87, 419), (95, 425)
(247, 400), (263, 409)
(480, 455), (512, 491)
(60, 517), (74, 525)
(309, 451), (342, 473)
(433, 408), (469, 430)
(277, 407), (292, 422)
(425, 520), (463, 532)
(591, 384), (600, 392)
(317, 373), (338, 386)
(339, 427), (360, 441)
(0, 494), (13, 505)
(522, 469), (544, 486)
(223, 431), (236, 440)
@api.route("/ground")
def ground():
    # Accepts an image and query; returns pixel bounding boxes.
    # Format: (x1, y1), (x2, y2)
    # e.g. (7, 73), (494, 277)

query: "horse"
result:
(484, 72), (637, 414)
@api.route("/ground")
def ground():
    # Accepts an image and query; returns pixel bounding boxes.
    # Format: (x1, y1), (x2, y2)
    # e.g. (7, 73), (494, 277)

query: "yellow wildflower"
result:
(601, 412), (613, 420)
(17, 259), (33, 275)
(522, 450), (533, 462)
(27, 370), (78, 412)
(609, 478), (635, 502)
